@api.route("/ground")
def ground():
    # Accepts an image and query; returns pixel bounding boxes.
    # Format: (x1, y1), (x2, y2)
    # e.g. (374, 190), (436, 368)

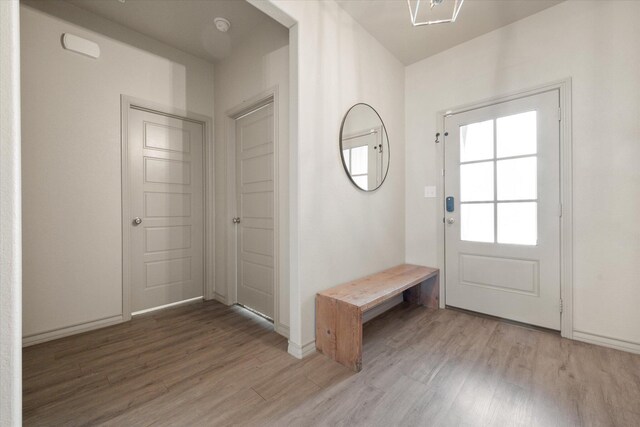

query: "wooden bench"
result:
(315, 264), (440, 372)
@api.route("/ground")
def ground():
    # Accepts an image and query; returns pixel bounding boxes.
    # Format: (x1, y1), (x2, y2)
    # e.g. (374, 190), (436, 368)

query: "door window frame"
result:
(458, 111), (540, 246)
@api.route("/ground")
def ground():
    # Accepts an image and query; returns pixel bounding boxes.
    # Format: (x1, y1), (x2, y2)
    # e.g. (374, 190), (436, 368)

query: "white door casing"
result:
(444, 90), (561, 330)
(128, 107), (204, 312)
(235, 103), (275, 318)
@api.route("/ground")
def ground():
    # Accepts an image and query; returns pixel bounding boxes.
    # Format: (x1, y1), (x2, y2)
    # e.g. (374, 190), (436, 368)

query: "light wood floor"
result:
(23, 300), (640, 426)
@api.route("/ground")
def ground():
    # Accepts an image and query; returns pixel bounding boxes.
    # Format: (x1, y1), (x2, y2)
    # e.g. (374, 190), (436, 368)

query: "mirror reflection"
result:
(340, 103), (390, 191)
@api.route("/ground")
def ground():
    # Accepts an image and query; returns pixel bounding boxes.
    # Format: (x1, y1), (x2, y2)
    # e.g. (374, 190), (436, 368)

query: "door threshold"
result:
(445, 305), (560, 335)
(236, 304), (273, 323)
(132, 296), (204, 316)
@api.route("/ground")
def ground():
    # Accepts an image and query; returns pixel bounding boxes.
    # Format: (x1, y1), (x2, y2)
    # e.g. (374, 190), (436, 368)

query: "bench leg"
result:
(420, 273), (440, 308)
(403, 285), (422, 304)
(316, 294), (337, 360)
(316, 295), (363, 372)
(403, 273), (440, 309)
(335, 301), (363, 372)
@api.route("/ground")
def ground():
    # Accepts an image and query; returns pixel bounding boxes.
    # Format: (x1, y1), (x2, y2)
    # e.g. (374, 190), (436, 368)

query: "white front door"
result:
(128, 107), (204, 312)
(444, 91), (561, 329)
(235, 103), (275, 319)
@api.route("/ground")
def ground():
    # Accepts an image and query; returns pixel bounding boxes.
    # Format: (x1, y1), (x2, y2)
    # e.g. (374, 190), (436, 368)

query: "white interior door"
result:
(235, 103), (275, 318)
(128, 107), (204, 312)
(444, 90), (561, 329)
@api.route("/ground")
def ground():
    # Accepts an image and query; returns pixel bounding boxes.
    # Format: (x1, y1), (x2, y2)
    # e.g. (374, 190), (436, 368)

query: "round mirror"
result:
(340, 103), (390, 191)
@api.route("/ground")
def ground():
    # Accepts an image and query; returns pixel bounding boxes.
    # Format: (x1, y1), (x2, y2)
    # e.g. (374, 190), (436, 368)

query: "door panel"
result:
(144, 122), (191, 153)
(144, 158), (191, 185)
(145, 226), (191, 252)
(459, 254), (539, 295)
(145, 192), (191, 218)
(444, 91), (561, 329)
(129, 108), (204, 312)
(236, 104), (275, 318)
(146, 257), (191, 288)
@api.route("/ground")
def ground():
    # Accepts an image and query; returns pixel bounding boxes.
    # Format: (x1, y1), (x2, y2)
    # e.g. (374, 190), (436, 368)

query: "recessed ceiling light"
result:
(214, 17), (231, 33)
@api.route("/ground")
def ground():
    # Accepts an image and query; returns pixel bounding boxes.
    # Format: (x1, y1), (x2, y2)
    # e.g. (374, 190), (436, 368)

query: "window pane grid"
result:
(458, 113), (538, 246)
(344, 146), (368, 190)
(460, 161), (494, 202)
(497, 111), (537, 158)
(460, 119), (493, 162)
(497, 202), (538, 245)
(460, 152), (537, 166)
(497, 156), (537, 201)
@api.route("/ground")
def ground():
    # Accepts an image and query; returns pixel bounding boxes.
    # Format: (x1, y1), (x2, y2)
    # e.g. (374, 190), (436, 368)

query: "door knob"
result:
(232, 217), (241, 224)
(133, 217), (142, 225)
(447, 217), (455, 225)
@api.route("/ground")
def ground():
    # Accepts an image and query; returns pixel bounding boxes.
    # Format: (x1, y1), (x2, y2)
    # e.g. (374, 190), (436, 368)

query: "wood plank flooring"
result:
(23, 300), (640, 426)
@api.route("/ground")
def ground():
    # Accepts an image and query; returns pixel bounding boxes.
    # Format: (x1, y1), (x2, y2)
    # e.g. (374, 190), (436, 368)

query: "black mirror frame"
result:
(339, 103), (390, 192)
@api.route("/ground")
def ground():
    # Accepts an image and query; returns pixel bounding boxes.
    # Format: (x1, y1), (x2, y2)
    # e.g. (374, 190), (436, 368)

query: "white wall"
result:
(20, 2), (215, 341)
(0, 0), (22, 422)
(258, 0), (406, 354)
(406, 1), (640, 350)
(212, 22), (290, 334)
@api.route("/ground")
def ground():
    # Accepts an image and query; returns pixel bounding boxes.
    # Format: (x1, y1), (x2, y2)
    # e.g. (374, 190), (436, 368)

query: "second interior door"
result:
(235, 103), (275, 319)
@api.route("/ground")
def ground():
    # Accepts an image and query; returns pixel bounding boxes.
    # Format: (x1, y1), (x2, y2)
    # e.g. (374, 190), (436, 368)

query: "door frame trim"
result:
(435, 78), (573, 338)
(224, 86), (285, 336)
(120, 95), (215, 321)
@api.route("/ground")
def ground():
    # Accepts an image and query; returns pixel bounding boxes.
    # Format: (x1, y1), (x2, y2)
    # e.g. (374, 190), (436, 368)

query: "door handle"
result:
(447, 217), (455, 225)
(133, 217), (142, 226)
(232, 217), (241, 224)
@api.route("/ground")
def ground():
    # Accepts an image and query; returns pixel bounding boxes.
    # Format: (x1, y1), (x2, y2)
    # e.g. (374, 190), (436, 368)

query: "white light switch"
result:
(424, 186), (437, 198)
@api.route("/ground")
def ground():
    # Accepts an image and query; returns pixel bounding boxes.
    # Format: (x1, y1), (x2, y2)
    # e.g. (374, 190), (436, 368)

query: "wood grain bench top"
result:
(317, 264), (439, 312)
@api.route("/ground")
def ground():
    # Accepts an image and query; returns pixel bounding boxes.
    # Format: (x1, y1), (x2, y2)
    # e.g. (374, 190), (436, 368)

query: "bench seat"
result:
(315, 264), (439, 371)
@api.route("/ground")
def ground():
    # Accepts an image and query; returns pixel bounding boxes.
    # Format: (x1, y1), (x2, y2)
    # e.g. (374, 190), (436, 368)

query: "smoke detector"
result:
(214, 17), (231, 33)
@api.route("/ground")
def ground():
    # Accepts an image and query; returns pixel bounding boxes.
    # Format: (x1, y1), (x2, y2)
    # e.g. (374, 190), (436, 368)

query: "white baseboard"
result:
(288, 339), (316, 359)
(573, 330), (640, 355)
(23, 315), (124, 347)
(275, 322), (290, 339)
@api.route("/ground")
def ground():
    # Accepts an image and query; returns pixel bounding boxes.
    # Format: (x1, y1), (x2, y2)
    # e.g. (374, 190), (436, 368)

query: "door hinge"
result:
(558, 107), (562, 122)
(558, 203), (563, 217)
(560, 298), (564, 313)
(441, 168), (445, 177)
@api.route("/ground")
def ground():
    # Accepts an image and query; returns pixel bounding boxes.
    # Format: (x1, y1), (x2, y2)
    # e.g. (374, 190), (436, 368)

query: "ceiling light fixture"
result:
(214, 17), (231, 33)
(407, 0), (464, 27)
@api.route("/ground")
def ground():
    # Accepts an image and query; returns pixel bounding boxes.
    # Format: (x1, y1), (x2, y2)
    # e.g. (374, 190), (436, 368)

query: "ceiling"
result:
(336, 0), (564, 65)
(63, 0), (287, 63)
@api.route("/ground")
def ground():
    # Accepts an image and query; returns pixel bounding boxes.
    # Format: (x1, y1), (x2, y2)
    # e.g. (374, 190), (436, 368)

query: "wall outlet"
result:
(424, 186), (437, 198)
